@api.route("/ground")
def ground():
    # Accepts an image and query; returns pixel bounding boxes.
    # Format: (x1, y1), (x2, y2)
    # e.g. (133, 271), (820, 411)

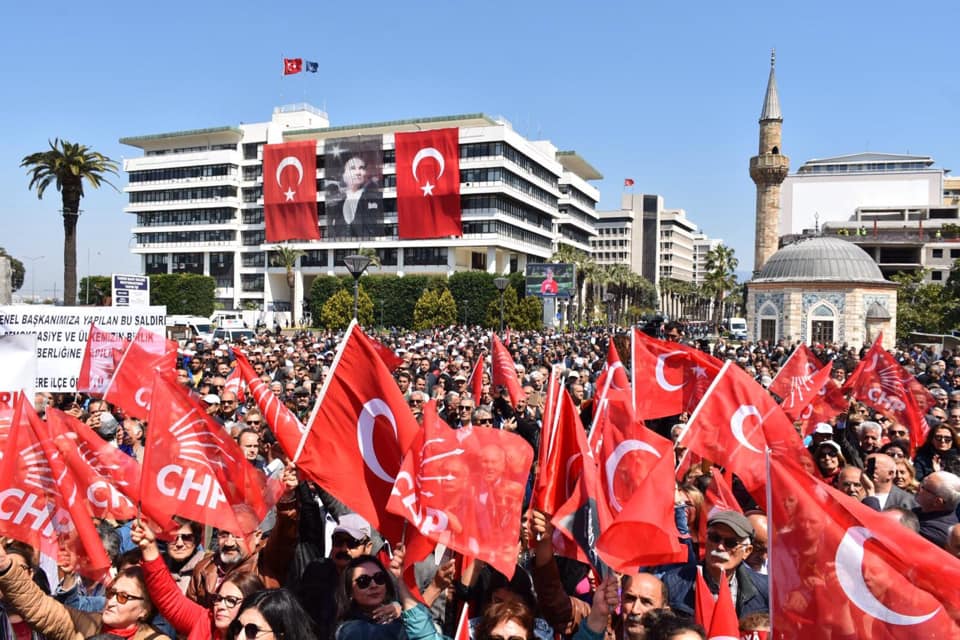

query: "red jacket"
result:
(143, 556), (215, 640)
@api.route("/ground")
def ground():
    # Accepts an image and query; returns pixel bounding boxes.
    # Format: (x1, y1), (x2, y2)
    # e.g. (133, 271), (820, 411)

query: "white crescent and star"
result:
(605, 439), (661, 512)
(356, 398), (400, 484)
(729, 405), (763, 454)
(412, 147), (445, 197)
(655, 351), (686, 392)
(275, 156), (304, 202)
(835, 526), (939, 626)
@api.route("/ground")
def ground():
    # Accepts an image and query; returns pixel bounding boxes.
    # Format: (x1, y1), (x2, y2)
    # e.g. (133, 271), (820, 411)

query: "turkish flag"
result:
(232, 349), (305, 459)
(103, 328), (177, 421)
(797, 378), (849, 437)
(694, 566), (714, 631)
(0, 395), (112, 580)
(593, 413), (686, 572)
(296, 322), (420, 542)
(387, 401), (532, 579)
(768, 452), (960, 638)
(396, 128), (461, 239)
(768, 345), (834, 421)
(263, 140), (319, 242)
(142, 375), (279, 535)
(678, 361), (811, 507)
(624, 178), (635, 187)
(222, 365), (246, 404)
(698, 468), (743, 560)
(708, 571), (741, 640)
(77, 324), (128, 395)
(589, 339), (634, 454)
(283, 58), (302, 75)
(632, 329), (722, 420)
(491, 333), (525, 408)
(845, 334), (929, 451)
(371, 338), (404, 372)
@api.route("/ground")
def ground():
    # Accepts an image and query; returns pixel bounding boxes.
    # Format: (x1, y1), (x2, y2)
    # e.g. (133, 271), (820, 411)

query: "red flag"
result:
(797, 378), (849, 437)
(589, 339), (633, 453)
(387, 402), (532, 579)
(594, 414), (686, 572)
(624, 178), (635, 187)
(103, 328), (177, 420)
(467, 356), (484, 405)
(396, 128), (461, 239)
(698, 468), (743, 560)
(708, 570), (740, 640)
(632, 329), (722, 420)
(768, 345), (834, 421)
(283, 58), (302, 75)
(694, 566), (714, 631)
(263, 141), (319, 242)
(0, 395), (111, 579)
(296, 322), (419, 542)
(491, 333), (525, 408)
(371, 338), (404, 372)
(454, 602), (470, 640)
(142, 375), (278, 535)
(232, 349), (305, 458)
(677, 361), (810, 507)
(77, 324), (128, 395)
(223, 365), (246, 403)
(768, 452), (960, 637)
(845, 334), (928, 451)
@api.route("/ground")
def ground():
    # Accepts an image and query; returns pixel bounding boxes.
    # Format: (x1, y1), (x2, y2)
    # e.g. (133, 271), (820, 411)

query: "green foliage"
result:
(78, 275), (112, 305)
(447, 271), (498, 326)
(413, 288), (458, 330)
(309, 275), (351, 322)
(149, 274), (216, 316)
(891, 269), (958, 337)
(485, 286), (543, 330)
(0, 248), (25, 292)
(321, 286), (373, 330)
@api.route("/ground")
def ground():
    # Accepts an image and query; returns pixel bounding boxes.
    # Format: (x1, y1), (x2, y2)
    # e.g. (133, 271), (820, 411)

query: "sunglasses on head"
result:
(230, 621), (273, 639)
(106, 587), (144, 605)
(211, 593), (243, 608)
(354, 571), (389, 589)
(706, 531), (747, 550)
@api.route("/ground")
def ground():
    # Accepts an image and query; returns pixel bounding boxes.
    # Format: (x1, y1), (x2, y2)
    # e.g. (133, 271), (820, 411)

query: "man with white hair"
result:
(913, 471), (960, 548)
(863, 453), (918, 511)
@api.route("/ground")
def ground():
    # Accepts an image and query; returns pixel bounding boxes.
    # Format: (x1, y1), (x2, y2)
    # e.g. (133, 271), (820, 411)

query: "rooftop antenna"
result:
(771, 48), (776, 68)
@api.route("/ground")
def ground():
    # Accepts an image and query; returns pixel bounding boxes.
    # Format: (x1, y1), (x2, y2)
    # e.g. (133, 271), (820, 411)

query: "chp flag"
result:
(263, 140), (320, 242)
(395, 128), (461, 239)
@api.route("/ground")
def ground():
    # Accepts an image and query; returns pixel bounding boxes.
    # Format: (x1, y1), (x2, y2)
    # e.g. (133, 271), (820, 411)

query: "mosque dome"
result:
(752, 236), (888, 284)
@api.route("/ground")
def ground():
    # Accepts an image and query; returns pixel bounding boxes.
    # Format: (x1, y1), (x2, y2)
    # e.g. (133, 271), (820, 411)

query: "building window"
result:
(471, 252), (487, 270)
(932, 248), (943, 258)
(404, 247), (447, 266)
(145, 254), (168, 275)
(809, 303), (836, 345)
(172, 253), (203, 274)
(951, 249), (960, 259)
(760, 319), (777, 343)
(932, 271), (943, 281)
(241, 252), (265, 267)
(241, 274), (264, 292)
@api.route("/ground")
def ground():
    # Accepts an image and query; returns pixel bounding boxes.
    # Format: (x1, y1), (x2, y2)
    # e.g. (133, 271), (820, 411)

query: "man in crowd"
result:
(863, 453), (918, 511)
(913, 470), (960, 548)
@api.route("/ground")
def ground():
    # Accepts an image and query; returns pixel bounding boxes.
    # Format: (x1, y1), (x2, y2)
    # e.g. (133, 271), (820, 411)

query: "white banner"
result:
(0, 334), (37, 405)
(0, 306), (167, 392)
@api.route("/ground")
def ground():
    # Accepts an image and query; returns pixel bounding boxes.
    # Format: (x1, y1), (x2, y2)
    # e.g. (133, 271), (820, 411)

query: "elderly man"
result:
(863, 453), (918, 511)
(913, 470), (960, 548)
(660, 510), (769, 618)
(836, 466), (866, 500)
(744, 512), (768, 575)
(619, 573), (669, 640)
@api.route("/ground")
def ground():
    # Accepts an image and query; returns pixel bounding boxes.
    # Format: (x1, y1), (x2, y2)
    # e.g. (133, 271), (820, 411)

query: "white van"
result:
(727, 317), (748, 340)
(167, 315), (214, 342)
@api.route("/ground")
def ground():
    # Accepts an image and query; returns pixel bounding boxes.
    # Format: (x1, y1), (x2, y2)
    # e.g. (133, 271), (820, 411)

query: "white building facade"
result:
(122, 105), (601, 315)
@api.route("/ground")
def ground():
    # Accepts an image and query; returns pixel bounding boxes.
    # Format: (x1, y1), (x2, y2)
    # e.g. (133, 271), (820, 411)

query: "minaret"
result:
(750, 50), (790, 274)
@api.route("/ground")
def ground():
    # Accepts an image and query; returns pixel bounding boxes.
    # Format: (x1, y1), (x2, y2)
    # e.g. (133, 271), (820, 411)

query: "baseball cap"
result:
(333, 513), (372, 541)
(707, 510), (754, 540)
(813, 422), (833, 435)
(97, 412), (119, 439)
(202, 394), (220, 405)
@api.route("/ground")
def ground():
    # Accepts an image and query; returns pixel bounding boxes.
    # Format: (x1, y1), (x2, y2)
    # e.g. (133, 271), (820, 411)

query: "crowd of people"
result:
(8, 320), (960, 640)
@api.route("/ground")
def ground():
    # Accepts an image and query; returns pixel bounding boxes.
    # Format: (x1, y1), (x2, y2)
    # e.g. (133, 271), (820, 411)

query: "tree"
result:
(704, 244), (739, 328)
(448, 271), (498, 326)
(271, 245), (305, 290)
(78, 275), (111, 305)
(484, 286), (542, 330)
(413, 288), (458, 330)
(149, 274), (216, 316)
(320, 286), (373, 330)
(891, 269), (957, 337)
(0, 248), (24, 292)
(551, 244), (595, 324)
(21, 139), (118, 305)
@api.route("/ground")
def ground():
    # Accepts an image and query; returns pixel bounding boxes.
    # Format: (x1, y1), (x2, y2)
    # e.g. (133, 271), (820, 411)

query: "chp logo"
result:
(156, 408), (234, 510)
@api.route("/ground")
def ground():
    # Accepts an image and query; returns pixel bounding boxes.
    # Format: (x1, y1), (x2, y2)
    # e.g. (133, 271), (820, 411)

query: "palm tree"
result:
(551, 243), (593, 324)
(271, 245), (306, 290)
(21, 139), (118, 305)
(704, 244), (739, 329)
(356, 246), (382, 270)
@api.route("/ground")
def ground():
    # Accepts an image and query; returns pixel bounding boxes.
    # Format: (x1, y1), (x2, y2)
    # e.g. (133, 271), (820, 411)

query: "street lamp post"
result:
(603, 292), (615, 325)
(343, 254), (372, 322)
(494, 277), (509, 334)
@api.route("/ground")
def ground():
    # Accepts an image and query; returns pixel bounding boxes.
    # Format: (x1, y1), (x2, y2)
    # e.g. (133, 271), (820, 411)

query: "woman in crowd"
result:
(475, 601), (537, 640)
(894, 458), (921, 494)
(0, 541), (50, 640)
(913, 424), (959, 481)
(0, 543), (170, 640)
(131, 521), (264, 640)
(641, 610), (706, 640)
(813, 441), (845, 486)
(163, 520), (205, 594)
(226, 590), (316, 640)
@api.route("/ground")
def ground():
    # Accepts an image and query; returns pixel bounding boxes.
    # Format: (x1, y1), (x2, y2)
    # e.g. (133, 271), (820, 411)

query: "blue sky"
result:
(2, 1), (958, 296)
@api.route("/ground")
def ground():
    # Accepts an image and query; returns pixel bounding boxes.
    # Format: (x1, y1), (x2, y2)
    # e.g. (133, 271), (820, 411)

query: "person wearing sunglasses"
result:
(227, 589), (315, 640)
(0, 543), (169, 640)
(914, 424), (959, 482)
(659, 510), (768, 620)
(164, 520), (205, 594)
(131, 520), (264, 640)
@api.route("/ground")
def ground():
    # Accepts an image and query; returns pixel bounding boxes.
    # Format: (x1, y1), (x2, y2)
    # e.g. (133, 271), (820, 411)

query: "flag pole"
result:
(765, 447), (776, 636)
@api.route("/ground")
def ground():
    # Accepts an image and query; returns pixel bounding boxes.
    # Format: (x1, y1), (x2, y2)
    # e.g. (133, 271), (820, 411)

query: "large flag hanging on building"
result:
(395, 128), (461, 239)
(844, 334), (929, 451)
(296, 321), (420, 542)
(768, 453), (960, 638)
(263, 140), (319, 242)
(387, 401), (532, 580)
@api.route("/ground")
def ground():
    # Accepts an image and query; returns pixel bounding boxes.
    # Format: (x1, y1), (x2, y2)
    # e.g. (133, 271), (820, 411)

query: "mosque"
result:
(745, 53), (897, 349)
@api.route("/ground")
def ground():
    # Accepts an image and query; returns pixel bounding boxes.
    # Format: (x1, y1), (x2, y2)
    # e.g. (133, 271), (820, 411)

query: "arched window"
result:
(771, 146), (780, 154)
(759, 301), (779, 343)
(808, 302), (836, 344)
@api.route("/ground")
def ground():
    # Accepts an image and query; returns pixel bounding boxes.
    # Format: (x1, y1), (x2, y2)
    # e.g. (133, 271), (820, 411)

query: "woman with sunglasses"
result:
(131, 521), (264, 640)
(164, 520), (205, 594)
(334, 554), (439, 640)
(0, 543), (169, 640)
(913, 424), (959, 481)
(226, 589), (315, 640)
